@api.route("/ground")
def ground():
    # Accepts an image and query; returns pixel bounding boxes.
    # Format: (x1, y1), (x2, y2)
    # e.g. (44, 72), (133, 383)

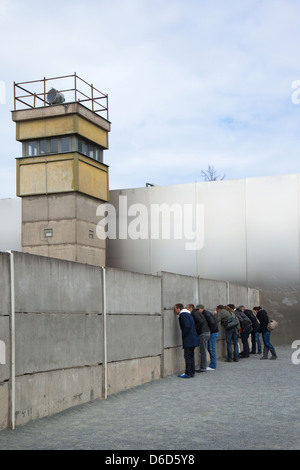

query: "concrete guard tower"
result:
(11, 73), (111, 267)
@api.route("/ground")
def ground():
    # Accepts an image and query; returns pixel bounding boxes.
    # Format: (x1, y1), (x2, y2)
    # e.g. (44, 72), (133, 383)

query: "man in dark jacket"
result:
(238, 305), (262, 354)
(187, 304), (210, 373)
(197, 304), (219, 370)
(174, 304), (199, 378)
(234, 305), (252, 358)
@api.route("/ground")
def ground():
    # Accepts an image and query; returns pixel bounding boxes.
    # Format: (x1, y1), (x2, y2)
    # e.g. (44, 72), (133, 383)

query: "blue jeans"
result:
(207, 332), (219, 369)
(251, 331), (262, 354)
(262, 331), (274, 351)
(225, 329), (239, 360)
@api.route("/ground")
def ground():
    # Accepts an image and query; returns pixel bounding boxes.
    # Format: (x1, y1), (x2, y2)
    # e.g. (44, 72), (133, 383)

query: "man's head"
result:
(174, 303), (184, 315)
(196, 303), (204, 312)
(253, 306), (261, 315)
(186, 304), (194, 313)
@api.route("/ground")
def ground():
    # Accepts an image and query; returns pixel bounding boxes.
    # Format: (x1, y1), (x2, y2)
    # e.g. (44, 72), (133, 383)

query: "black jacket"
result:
(257, 309), (270, 333)
(202, 309), (219, 333)
(244, 308), (260, 333)
(235, 309), (252, 330)
(191, 309), (210, 335)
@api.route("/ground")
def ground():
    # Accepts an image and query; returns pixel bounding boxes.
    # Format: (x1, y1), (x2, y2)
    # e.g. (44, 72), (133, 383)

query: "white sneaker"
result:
(206, 367), (215, 371)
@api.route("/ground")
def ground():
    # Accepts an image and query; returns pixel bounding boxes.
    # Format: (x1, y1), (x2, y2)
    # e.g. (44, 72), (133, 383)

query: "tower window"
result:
(61, 137), (70, 152)
(50, 138), (59, 153)
(23, 136), (103, 163)
(40, 139), (49, 154)
(27, 141), (37, 156)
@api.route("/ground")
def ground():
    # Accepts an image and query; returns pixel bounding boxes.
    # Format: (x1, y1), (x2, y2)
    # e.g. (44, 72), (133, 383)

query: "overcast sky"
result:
(1, 0), (300, 198)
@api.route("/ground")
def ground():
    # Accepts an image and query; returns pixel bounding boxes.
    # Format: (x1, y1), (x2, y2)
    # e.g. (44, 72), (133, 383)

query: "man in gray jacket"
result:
(215, 305), (240, 362)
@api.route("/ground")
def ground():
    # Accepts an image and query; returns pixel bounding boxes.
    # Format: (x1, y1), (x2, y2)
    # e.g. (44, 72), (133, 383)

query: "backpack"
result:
(225, 312), (239, 330)
(235, 310), (252, 329)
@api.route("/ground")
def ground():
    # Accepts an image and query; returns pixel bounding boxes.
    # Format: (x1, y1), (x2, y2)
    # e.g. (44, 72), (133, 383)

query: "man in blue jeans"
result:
(174, 303), (199, 378)
(197, 304), (219, 370)
(215, 305), (240, 362)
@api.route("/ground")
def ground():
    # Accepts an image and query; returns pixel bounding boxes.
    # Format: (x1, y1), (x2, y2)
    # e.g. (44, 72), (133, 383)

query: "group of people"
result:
(174, 303), (277, 378)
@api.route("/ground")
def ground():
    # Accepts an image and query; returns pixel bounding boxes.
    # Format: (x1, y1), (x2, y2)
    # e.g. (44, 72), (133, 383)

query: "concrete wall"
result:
(0, 251), (258, 430)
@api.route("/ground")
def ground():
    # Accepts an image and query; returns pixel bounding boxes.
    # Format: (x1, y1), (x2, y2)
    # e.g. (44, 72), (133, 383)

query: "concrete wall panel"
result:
(15, 365), (102, 427)
(161, 271), (199, 310)
(107, 315), (161, 362)
(199, 278), (228, 311)
(108, 356), (160, 396)
(0, 316), (10, 381)
(106, 267), (161, 314)
(228, 283), (248, 308)
(15, 313), (103, 375)
(0, 382), (9, 430)
(14, 252), (102, 314)
(164, 309), (182, 349)
(248, 288), (260, 308)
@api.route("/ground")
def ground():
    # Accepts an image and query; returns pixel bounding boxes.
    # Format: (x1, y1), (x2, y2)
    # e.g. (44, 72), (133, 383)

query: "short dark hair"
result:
(253, 306), (261, 311)
(174, 303), (184, 311)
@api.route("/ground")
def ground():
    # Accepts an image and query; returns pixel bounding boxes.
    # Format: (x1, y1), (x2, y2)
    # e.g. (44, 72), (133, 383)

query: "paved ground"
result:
(0, 345), (299, 451)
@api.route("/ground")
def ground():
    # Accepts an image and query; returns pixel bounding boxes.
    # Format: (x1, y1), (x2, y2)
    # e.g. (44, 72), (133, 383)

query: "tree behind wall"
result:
(201, 165), (225, 181)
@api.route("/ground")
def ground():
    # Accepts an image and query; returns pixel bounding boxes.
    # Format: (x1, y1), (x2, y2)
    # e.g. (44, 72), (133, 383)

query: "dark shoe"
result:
(270, 348), (277, 360)
(260, 347), (269, 360)
(177, 373), (192, 378)
(225, 358), (232, 362)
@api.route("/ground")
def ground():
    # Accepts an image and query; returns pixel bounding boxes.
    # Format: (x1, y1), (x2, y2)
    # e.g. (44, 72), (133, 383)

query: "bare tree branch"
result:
(201, 165), (225, 181)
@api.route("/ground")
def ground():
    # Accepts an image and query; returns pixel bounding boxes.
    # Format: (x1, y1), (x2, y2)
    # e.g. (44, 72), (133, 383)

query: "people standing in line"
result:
(187, 304), (210, 373)
(253, 306), (277, 360)
(233, 305), (252, 358)
(215, 305), (240, 362)
(174, 303), (199, 378)
(239, 305), (262, 355)
(196, 304), (219, 370)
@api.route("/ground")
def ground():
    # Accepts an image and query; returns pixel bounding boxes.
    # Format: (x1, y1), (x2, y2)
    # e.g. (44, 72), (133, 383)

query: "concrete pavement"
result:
(0, 345), (299, 450)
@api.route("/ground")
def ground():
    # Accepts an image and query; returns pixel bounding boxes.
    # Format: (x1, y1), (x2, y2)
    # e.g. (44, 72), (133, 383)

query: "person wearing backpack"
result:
(238, 305), (262, 355)
(233, 305), (252, 358)
(215, 305), (240, 362)
(253, 306), (277, 360)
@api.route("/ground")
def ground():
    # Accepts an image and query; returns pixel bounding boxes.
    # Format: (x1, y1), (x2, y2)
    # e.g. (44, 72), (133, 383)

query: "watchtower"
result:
(11, 73), (111, 266)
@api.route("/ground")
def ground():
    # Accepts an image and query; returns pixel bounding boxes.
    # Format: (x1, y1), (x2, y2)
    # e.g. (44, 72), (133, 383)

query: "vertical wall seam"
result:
(102, 266), (107, 400)
(160, 275), (164, 378)
(7, 251), (15, 430)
